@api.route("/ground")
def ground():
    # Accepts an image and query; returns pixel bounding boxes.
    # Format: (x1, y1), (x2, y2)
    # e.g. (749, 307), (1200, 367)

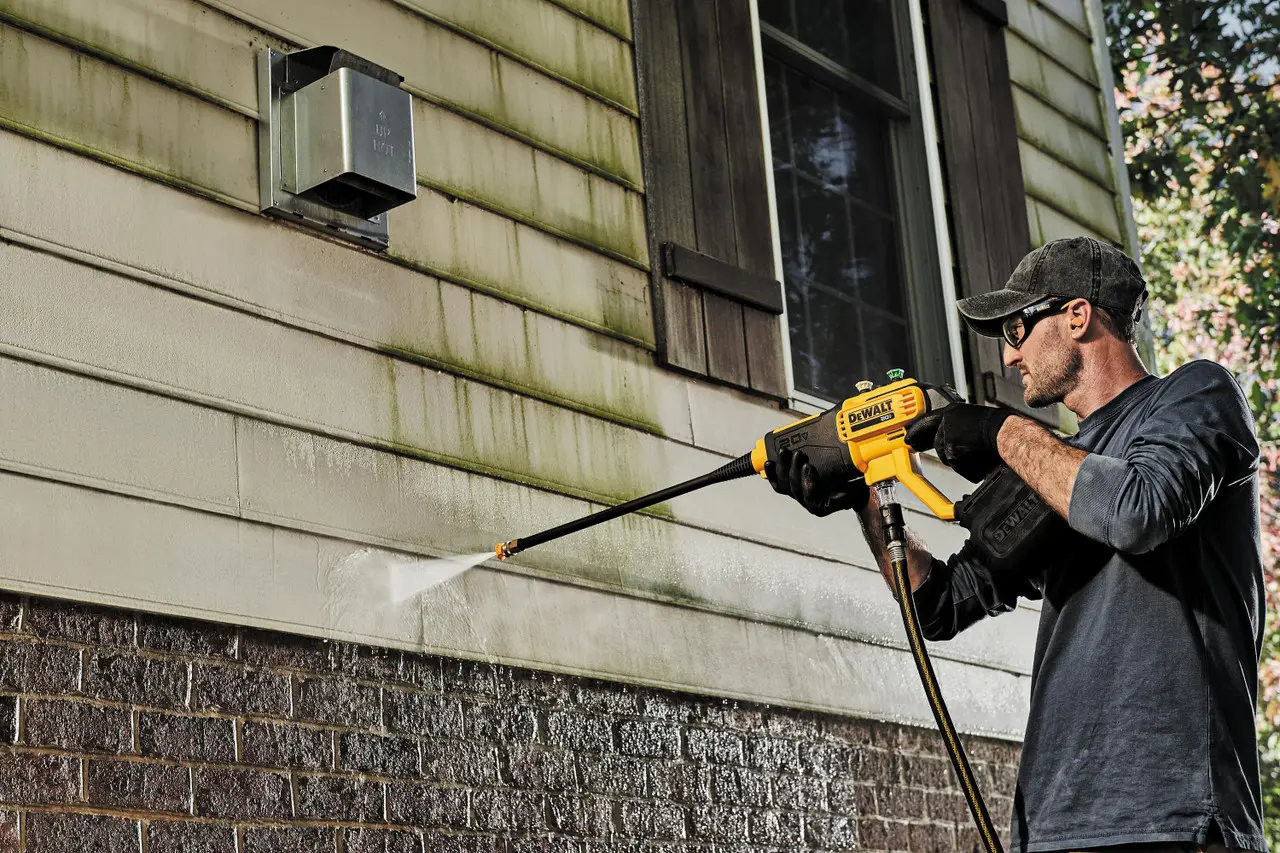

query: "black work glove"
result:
(904, 403), (1013, 483)
(764, 449), (870, 517)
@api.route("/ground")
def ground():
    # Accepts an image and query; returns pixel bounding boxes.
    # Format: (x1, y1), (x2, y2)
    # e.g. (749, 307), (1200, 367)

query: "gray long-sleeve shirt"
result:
(914, 359), (1266, 853)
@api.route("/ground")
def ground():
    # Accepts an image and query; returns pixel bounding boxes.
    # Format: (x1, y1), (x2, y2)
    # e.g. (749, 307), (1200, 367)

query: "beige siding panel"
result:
(0, 473), (1030, 737)
(0, 242), (1001, 597)
(205, 0), (643, 186)
(410, 98), (648, 266)
(1005, 30), (1105, 136)
(392, 0), (638, 113)
(1006, 0), (1097, 84)
(0, 136), (650, 355)
(0, 128), (657, 374)
(1019, 140), (1123, 242)
(1035, 0), (1090, 33)
(0, 22), (259, 211)
(1012, 86), (1113, 189)
(388, 188), (653, 342)
(0, 28), (646, 267)
(1028, 196), (1111, 245)
(0, 0), (275, 118)
(547, 0), (631, 40)
(0, 359), (1036, 677)
(0, 131), (831, 457)
(0, 244), (655, 506)
(0, 244), (814, 563)
(0, 358), (238, 512)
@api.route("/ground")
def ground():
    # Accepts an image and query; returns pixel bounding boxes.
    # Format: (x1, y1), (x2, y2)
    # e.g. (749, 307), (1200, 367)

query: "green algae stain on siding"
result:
(0, 23), (258, 210)
(548, 0), (633, 41)
(403, 0), (638, 113)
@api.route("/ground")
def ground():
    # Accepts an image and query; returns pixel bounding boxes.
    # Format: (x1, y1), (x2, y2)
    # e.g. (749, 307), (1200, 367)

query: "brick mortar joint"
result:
(0, 745), (448, 786)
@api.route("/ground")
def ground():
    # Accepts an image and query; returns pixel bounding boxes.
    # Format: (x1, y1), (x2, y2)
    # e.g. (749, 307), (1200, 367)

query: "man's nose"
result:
(1003, 341), (1021, 368)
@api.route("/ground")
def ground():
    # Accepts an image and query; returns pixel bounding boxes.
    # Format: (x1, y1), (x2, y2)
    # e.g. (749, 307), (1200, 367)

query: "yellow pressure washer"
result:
(495, 370), (1004, 853)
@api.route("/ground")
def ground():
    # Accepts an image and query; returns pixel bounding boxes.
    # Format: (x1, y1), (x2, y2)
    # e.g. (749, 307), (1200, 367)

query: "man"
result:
(768, 236), (1267, 853)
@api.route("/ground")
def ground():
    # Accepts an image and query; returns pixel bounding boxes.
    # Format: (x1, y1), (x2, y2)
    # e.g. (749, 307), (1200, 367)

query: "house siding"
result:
(1003, 0), (1133, 248)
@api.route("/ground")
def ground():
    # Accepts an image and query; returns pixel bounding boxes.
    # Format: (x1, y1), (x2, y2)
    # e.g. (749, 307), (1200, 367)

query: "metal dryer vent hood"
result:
(258, 45), (418, 250)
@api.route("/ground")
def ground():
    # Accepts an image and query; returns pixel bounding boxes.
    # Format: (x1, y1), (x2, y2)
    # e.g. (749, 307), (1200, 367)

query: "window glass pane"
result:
(796, 178), (854, 294)
(758, 0), (792, 33)
(794, 3), (854, 75)
(773, 166), (804, 281)
(767, 0), (899, 96)
(764, 59), (790, 166)
(842, 106), (891, 212)
(844, 0), (899, 94)
(851, 211), (902, 315)
(799, 287), (866, 400)
(860, 315), (913, 387)
(763, 35), (912, 401)
(785, 282), (815, 393)
(786, 72), (852, 191)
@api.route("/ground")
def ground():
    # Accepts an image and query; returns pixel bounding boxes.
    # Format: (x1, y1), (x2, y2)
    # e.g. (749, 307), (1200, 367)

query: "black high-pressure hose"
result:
(881, 495), (1004, 853)
(495, 452), (757, 560)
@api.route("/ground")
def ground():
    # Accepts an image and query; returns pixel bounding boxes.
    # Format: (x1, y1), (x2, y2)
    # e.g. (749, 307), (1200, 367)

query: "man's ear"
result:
(1067, 299), (1091, 340)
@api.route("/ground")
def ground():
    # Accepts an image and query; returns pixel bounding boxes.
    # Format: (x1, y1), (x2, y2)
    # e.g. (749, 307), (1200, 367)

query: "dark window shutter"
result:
(926, 0), (1058, 428)
(634, 0), (787, 400)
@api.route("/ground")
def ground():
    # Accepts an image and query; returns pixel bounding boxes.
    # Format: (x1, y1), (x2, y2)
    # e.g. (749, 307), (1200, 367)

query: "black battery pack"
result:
(954, 465), (1069, 573)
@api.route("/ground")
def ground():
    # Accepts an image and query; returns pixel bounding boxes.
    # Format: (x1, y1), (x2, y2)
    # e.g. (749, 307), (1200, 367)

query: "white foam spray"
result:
(332, 548), (494, 604)
(387, 550), (494, 602)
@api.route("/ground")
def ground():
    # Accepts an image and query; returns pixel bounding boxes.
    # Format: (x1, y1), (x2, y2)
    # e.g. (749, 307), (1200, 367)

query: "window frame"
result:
(751, 0), (968, 412)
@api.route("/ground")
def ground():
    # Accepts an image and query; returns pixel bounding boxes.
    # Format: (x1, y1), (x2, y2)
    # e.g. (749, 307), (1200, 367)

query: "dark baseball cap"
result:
(957, 236), (1148, 337)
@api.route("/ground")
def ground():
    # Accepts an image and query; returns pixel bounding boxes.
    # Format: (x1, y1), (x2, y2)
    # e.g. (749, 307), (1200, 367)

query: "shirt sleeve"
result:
(1067, 361), (1259, 554)
(910, 540), (1038, 641)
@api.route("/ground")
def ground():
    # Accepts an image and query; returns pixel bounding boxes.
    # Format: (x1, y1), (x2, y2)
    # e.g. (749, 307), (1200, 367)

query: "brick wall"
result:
(0, 592), (1020, 852)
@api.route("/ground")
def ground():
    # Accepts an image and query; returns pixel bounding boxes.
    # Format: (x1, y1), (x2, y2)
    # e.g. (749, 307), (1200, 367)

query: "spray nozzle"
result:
(495, 539), (519, 561)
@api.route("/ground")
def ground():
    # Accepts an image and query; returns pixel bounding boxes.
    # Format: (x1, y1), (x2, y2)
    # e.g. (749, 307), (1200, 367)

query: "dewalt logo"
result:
(847, 400), (894, 428)
(991, 494), (1039, 544)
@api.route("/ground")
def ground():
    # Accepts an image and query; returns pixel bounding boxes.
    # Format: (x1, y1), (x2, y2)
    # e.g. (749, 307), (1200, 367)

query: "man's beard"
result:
(1024, 338), (1082, 408)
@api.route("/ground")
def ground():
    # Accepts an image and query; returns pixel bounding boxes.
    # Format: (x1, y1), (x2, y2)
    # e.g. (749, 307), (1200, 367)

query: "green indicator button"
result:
(886, 368), (905, 382)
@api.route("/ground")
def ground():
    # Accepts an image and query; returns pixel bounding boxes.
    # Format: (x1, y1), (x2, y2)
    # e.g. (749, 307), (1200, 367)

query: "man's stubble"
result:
(1024, 324), (1083, 408)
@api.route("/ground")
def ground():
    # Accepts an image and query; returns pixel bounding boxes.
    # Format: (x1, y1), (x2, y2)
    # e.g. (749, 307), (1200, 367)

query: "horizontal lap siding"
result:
(387, 0), (638, 112)
(0, 22), (653, 344)
(0, 239), (991, 625)
(0, 227), (1040, 676)
(199, 0), (643, 186)
(547, 0), (632, 40)
(1001, 0), (1127, 244)
(0, 5), (647, 263)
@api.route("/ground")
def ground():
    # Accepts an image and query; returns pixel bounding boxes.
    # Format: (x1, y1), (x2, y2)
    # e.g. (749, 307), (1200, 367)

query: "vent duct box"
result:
(258, 46), (417, 250)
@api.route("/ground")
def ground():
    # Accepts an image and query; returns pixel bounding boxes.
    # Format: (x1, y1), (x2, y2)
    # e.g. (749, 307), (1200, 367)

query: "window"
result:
(758, 0), (951, 404)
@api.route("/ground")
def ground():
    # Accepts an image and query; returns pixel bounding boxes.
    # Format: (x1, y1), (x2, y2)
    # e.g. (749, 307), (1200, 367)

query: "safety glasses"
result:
(1001, 298), (1074, 349)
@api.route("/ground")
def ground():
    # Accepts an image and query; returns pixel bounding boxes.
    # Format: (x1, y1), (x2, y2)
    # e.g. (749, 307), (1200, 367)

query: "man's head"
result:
(956, 237), (1148, 408)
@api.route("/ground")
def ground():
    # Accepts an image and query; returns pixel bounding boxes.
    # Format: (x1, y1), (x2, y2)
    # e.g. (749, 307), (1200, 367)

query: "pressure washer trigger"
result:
(890, 446), (955, 521)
